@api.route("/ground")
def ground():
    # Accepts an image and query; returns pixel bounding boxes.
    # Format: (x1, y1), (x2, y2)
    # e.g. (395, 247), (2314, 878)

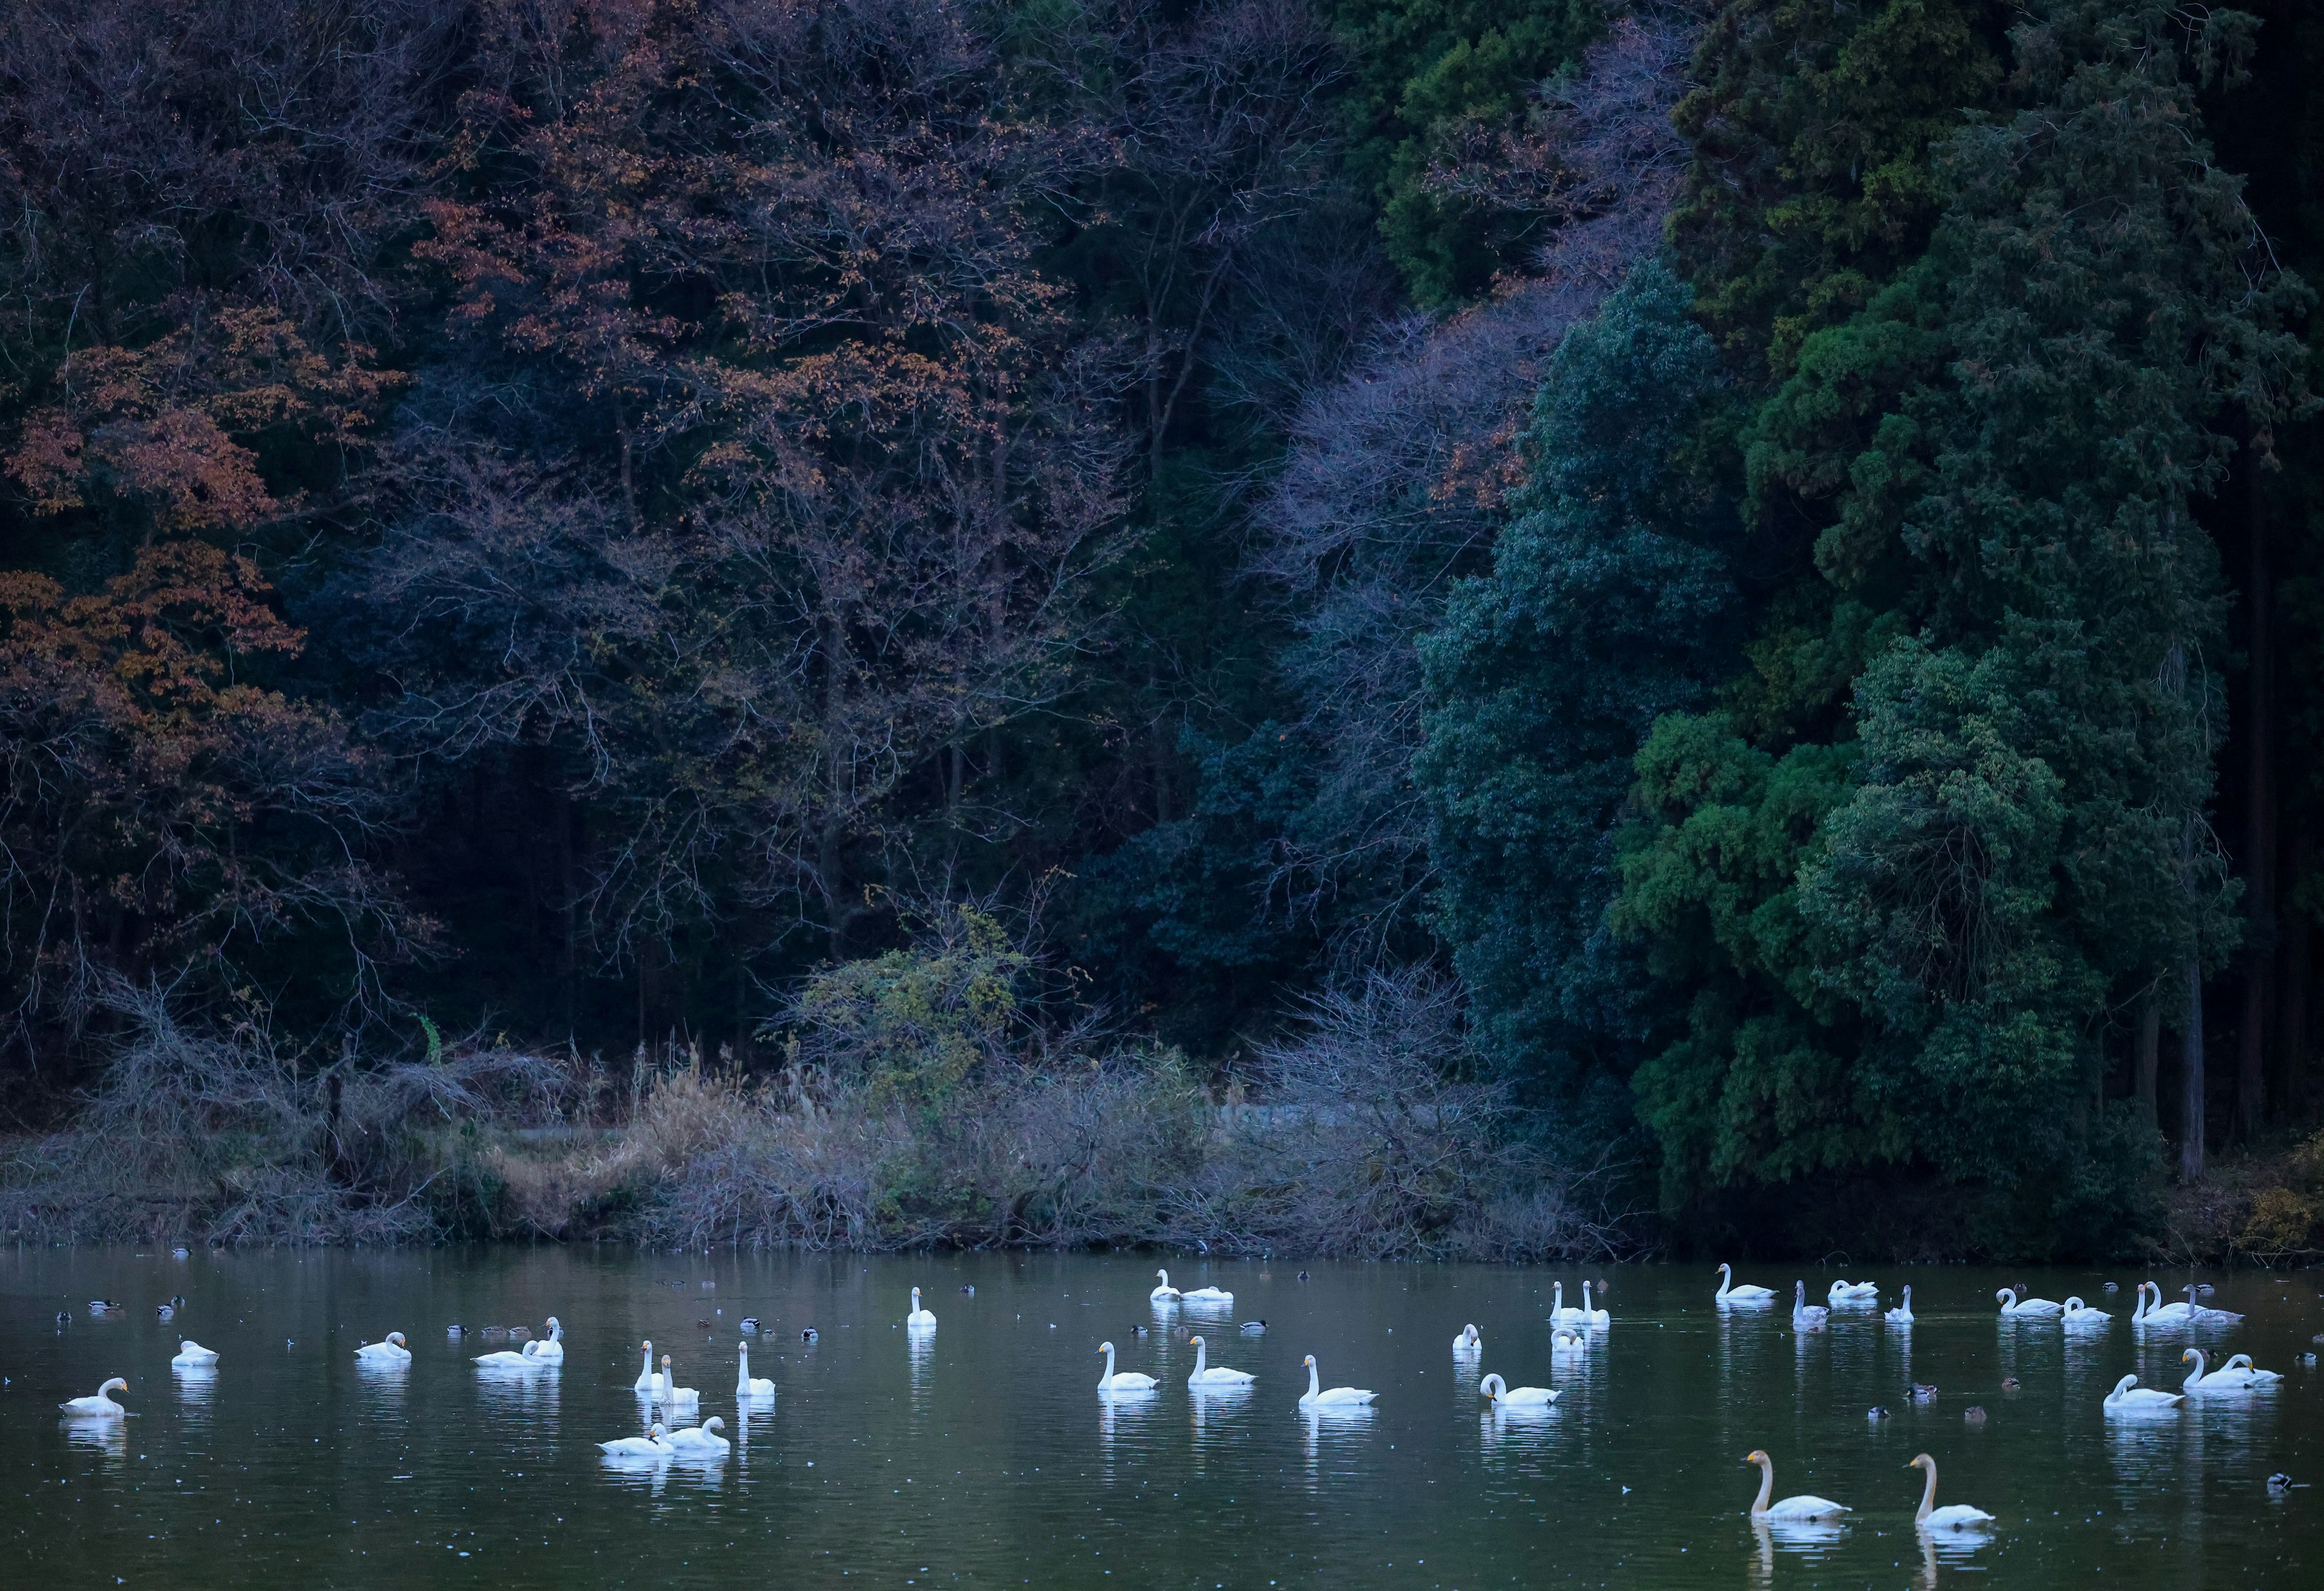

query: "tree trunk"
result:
(2285, 827), (2313, 1120)
(2136, 996), (2160, 1123)
(2238, 438), (2274, 1139)
(2180, 953), (2206, 1181)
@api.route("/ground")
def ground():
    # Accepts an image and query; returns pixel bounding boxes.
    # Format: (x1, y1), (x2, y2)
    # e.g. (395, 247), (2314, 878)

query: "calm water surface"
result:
(2, 1249), (2320, 1588)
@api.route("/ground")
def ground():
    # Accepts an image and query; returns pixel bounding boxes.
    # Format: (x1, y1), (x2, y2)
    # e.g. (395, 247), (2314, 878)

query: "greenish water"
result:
(2, 1250), (2320, 1588)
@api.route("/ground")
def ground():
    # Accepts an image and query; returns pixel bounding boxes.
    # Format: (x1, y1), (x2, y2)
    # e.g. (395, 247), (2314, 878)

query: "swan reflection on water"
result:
(476, 1359), (561, 1422)
(1096, 1384), (1158, 1460)
(1297, 1401), (1377, 1486)
(1748, 1515), (1847, 1588)
(59, 1414), (129, 1462)
(171, 1363), (218, 1413)
(1187, 1381), (1251, 1465)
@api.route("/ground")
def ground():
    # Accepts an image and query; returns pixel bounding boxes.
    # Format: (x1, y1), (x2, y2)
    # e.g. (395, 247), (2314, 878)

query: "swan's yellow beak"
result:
(2181, 1350), (2194, 1361)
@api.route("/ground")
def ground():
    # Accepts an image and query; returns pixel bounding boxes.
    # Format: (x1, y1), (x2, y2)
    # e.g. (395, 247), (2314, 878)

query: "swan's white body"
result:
(633, 1340), (664, 1393)
(1299, 1355), (1375, 1408)
(527, 1317), (565, 1364)
(1745, 1451), (1848, 1520)
(355, 1331), (410, 1362)
(59, 1377), (128, 1417)
(1479, 1372), (1557, 1408)
(170, 1340), (219, 1368)
(2132, 1282), (2193, 1325)
(1884, 1286), (1914, 1325)
(1096, 1340), (1157, 1393)
(1792, 1281), (1829, 1332)
(2175, 1284), (2243, 1324)
(2060, 1296), (2110, 1326)
(599, 1423), (674, 1457)
(906, 1287), (937, 1329)
(2103, 1373), (2182, 1413)
(1150, 1270), (1182, 1302)
(2183, 1348), (2275, 1392)
(1186, 1335), (1255, 1387)
(1715, 1263), (1774, 1302)
(659, 1354), (699, 1409)
(1183, 1284), (1234, 1304)
(473, 1340), (547, 1370)
(1996, 1287), (2063, 1317)
(1453, 1323), (1483, 1354)
(1827, 1279), (1880, 1303)
(666, 1415), (730, 1455)
(1551, 1328), (1586, 1356)
(1909, 1454), (1994, 1530)
(737, 1342), (775, 1397)
(1572, 1280), (1609, 1327)
(2222, 1353), (2283, 1385)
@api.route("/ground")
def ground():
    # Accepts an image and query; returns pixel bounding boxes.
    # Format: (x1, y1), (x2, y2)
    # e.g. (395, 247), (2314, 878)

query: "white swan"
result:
(2222, 1353), (2283, 1385)
(2103, 1373), (2182, 1414)
(1884, 1286), (1914, 1325)
(1744, 1450), (1848, 1520)
(1298, 1354), (1376, 1408)
(2177, 1284), (2243, 1324)
(2060, 1296), (2110, 1326)
(1827, 1279), (1880, 1303)
(1715, 1263), (1774, 1302)
(1150, 1270), (1182, 1303)
(1452, 1323), (1483, 1354)
(355, 1331), (410, 1362)
(1792, 1281), (1829, 1332)
(1908, 1454), (1995, 1530)
(2132, 1282), (2193, 1325)
(473, 1339), (547, 1370)
(1550, 1328), (1587, 1356)
(632, 1340), (663, 1393)
(2181, 1348), (2247, 1393)
(1183, 1282), (1234, 1304)
(1479, 1372), (1558, 1408)
(906, 1287), (937, 1329)
(599, 1422), (674, 1457)
(1186, 1334), (1255, 1388)
(737, 1342), (775, 1397)
(658, 1354), (699, 1410)
(59, 1377), (128, 1417)
(666, 1415), (730, 1455)
(527, 1316), (565, 1365)
(1995, 1287), (2063, 1317)
(170, 1340), (220, 1368)
(1095, 1340), (1157, 1393)
(1549, 1281), (1581, 1324)
(1573, 1279), (1609, 1327)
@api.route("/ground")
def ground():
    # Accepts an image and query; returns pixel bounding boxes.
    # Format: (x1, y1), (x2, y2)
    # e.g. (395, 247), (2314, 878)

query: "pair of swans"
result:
(60, 1378), (129, 1418)
(1744, 1451), (1991, 1531)
(906, 1288), (937, 1329)
(1549, 1281), (1607, 1327)
(2103, 1373), (2183, 1414)
(631, 1345), (701, 1409)
(2181, 1348), (2283, 1393)
(600, 1417), (729, 1458)
(476, 1316), (565, 1370)
(2131, 1281), (2243, 1325)
(1479, 1372), (1558, 1408)
(355, 1331), (410, 1362)
(1151, 1269), (1233, 1305)
(1186, 1335), (1255, 1388)
(171, 1340), (219, 1369)
(1791, 1282), (1830, 1332)
(1996, 1287), (2064, 1317)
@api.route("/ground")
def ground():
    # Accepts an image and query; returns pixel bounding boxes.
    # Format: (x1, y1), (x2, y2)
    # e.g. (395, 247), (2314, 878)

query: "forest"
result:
(1, 0), (2321, 1261)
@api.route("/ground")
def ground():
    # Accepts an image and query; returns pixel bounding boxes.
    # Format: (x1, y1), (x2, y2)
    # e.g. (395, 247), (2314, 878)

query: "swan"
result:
(2221, 1353), (2284, 1386)
(1743, 1450), (1848, 1520)
(1573, 1279), (1609, 1327)
(666, 1415), (730, 1456)
(1186, 1335), (1256, 1388)
(2132, 1282), (2193, 1325)
(2180, 1348), (2252, 1393)
(170, 1341), (219, 1368)
(1183, 1282), (1234, 1304)
(1715, 1263), (1775, 1302)
(1549, 1281), (1581, 1324)
(2061, 1296), (2110, 1326)
(1551, 1328), (1587, 1356)
(1792, 1281), (1829, 1333)
(1995, 1287), (2063, 1317)
(906, 1287), (937, 1329)
(737, 1342), (775, 1397)
(1827, 1279), (1880, 1303)
(2102, 1373), (2182, 1414)
(474, 1339), (548, 1370)
(1452, 1323), (1483, 1354)
(355, 1331), (410, 1362)
(632, 1340), (663, 1393)
(599, 1423), (674, 1457)
(59, 1377), (128, 1417)
(1150, 1270), (1182, 1303)
(1095, 1340), (1157, 1393)
(1884, 1286), (1914, 1325)
(658, 1354), (699, 1410)
(1907, 1454), (1995, 1530)
(2176, 1283), (2243, 1324)
(1478, 1372), (1558, 1408)
(527, 1317), (565, 1365)
(1298, 1354), (1376, 1408)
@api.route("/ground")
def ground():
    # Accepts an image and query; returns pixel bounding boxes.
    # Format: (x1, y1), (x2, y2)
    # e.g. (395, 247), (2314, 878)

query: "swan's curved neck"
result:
(1915, 1461), (1938, 1524)
(1192, 1339), (1207, 1375)
(1751, 1456), (1774, 1516)
(1716, 1265), (1730, 1298)
(1307, 1360), (1321, 1397)
(1581, 1281), (1593, 1311)
(1552, 1282), (1563, 1310)
(1100, 1343), (1117, 1386)
(2184, 1350), (2205, 1389)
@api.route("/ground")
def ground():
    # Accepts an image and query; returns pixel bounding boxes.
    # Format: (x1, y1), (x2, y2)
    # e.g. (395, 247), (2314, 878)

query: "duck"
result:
(1995, 1287), (2063, 1317)
(1884, 1286), (1914, 1325)
(2102, 1373), (2183, 1414)
(170, 1340), (219, 1368)
(1827, 1279), (1880, 1304)
(1742, 1450), (1848, 1520)
(1452, 1323), (1483, 1354)
(1911, 1383), (1939, 1403)
(1551, 1328), (1587, 1356)
(87, 1299), (122, 1315)
(1128, 1324), (1150, 1336)
(1239, 1320), (1267, 1336)
(1298, 1354), (1376, 1408)
(666, 1415), (730, 1456)
(171, 1245), (191, 1259)
(2221, 1353), (2284, 1386)
(155, 1302), (176, 1321)
(2061, 1296), (2110, 1326)
(445, 1324), (466, 1338)
(960, 1285), (976, 1296)
(801, 1327), (819, 1343)
(1095, 1340), (1157, 1393)
(473, 1339), (547, 1370)
(1186, 1335), (1255, 1388)
(737, 1342), (775, 1397)
(59, 1377), (129, 1417)
(740, 1316), (761, 1333)
(658, 1354), (699, 1409)
(1867, 1406), (1891, 1421)
(1792, 1281), (1830, 1333)
(599, 1423), (674, 1457)
(54, 1311), (70, 1327)
(906, 1288), (937, 1329)
(1478, 1372), (1557, 1408)
(1963, 1405), (1987, 1425)
(1150, 1270), (1183, 1303)
(355, 1331), (411, 1362)
(632, 1340), (663, 1393)
(1908, 1454), (1995, 1530)
(1714, 1263), (1775, 1303)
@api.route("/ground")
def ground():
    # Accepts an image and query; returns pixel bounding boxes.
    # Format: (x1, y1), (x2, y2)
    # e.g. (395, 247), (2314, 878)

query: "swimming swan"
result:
(1715, 1264), (1774, 1302)
(2221, 1353), (2284, 1385)
(1453, 1323), (1483, 1354)
(659, 1354), (699, 1409)
(1743, 1450), (1848, 1520)
(473, 1339), (548, 1370)
(1298, 1354), (1376, 1408)
(1792, 1282), (1830, 1333)
(737, 1342), (775, 1397)
(1095, 1340), (1157, 1393)
(632, 1340), (665, 1393)
(2103, 1373), (2182, 1414)
(355, 1331), (410, 1362)
(59, 1377), (128, 1417)
(1551, 1328), (1586, 1355)
(2061, 1296), (2110, 1326)
(1884, 1287), (1914, 1325)
(1150, 1270), (1183, 1303)
(1827, 1279), (1880, 1303)
(170, 1341), (219, 1368)
(2177, 1283), (2243, 1324)
(1182, 1281), (1234, 1304)
(1907, 1454), (1995, 1530)
(1549, 1281), (1581, 1324)
(2131, 1282), (2193, 1325)
(1479, 1372), (1558, 1408)
(527, 1317), (565, 1364)
(1186, 1335), (1255, 1388)
(599, 1423), (674, 1457)
(666, 1415), (729, 1455)
(1572, 1280), (1609, 1327)
(1995, 1287), (2063, 1317)
(906, 1288), (937, 1328)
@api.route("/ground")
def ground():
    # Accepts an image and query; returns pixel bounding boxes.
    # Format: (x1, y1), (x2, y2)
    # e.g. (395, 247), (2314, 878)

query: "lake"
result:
(2, 1249), (2319, 1587)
